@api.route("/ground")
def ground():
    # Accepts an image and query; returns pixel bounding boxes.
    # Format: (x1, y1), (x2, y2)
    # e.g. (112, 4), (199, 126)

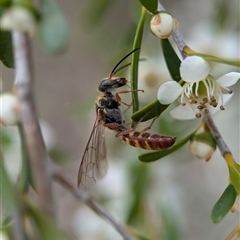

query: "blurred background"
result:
(1, 0), (239, 239)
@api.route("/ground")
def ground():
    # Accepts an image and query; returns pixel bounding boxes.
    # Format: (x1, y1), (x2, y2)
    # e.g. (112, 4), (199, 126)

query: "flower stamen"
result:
(202, 79), (211, 99)
(195, 113), (201, 118)
(220, 105), (225, 110)
(195, 81), (199, 96)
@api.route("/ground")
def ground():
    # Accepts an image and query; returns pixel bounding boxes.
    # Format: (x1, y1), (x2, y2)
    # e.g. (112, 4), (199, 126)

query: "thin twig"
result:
(171, 30), (188, 59)
(226, 224), (240, 240)
(203, 113), (231, 156)
(12, 209), (25, 240)
(12, 32), (54, 218)
(52, 167), (137, 240)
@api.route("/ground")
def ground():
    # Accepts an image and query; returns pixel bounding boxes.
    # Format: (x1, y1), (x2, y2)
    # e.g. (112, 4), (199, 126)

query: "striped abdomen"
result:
(118, 131), (176, 150)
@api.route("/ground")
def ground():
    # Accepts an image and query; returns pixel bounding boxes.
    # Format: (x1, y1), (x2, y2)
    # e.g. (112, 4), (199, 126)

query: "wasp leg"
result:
(115, 118), (140, 137)
(115, 89), (144, 105)
(104, 122), (122, 130)
(122, 102), (132, 114)
(116, 111), (160, 138)
(139, 114), (160, 133)
(116, 89), (144, 113)
(115, 128), (133, 137)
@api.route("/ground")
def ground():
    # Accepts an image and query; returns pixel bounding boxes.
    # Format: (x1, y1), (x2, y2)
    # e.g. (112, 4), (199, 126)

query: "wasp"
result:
(78, 49), (176, 187)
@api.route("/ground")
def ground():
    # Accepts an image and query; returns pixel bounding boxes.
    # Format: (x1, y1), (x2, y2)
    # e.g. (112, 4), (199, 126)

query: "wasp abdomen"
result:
(119, 131), (176, 150)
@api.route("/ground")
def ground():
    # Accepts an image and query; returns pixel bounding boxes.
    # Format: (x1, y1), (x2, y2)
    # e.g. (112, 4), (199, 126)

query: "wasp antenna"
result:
(112, 57), (147, 76)
(110, 48), (140, 78)
(113, 62), (132, 75)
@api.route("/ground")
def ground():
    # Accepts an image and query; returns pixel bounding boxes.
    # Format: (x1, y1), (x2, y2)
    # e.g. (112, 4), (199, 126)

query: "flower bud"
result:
(150, 11), (178, 39)
(188, 131), (216, 161)
(0, 93), (20, 126)
(0, 6), (37, 37)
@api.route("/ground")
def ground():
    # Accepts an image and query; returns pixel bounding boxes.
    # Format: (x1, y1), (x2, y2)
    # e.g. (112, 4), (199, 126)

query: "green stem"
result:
(131, 7), (146, 117)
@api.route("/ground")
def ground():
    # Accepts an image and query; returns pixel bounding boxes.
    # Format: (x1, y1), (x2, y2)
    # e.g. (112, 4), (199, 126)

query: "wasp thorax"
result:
(98, 78), (127, 93)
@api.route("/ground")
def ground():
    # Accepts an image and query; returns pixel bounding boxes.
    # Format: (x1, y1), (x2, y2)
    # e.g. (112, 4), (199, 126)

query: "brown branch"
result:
(12, 209), (25, 240)
(52, 166), (137, 240)
(12, 32), (54, 218)
(203, 113), (231, 157)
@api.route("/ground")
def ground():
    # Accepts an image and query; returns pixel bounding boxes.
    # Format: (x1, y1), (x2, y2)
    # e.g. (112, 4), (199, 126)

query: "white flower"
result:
(157, 56), (240, 120)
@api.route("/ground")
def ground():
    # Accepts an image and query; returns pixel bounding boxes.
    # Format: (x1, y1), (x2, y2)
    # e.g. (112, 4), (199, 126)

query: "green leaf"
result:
(0, 30), (14, 68)
(14, 1), (41, 21)
(128, 227), (153, 240)
(0, 158), (19, 214)
(27, 201), (71, 240)
(131, 7), (146, 115)
(0, 218), (14, 239)
(0, 0), (11, 8)
(131, 100), (168, 122)
(138, 0), (158, 14)
(211, 184), (237, 223)
(38, 0), (69, 54)
(161, 39), (181, 81)
(139, 130), (196, 162)
(228, 160), (240, 195)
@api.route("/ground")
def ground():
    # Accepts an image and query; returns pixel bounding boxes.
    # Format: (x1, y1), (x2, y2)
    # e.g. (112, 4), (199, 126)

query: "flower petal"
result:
(180, 56), (211, 82)
(170, 104), (196, 120)
(157, 81), (183, 104)
(216, 72), (240, 87)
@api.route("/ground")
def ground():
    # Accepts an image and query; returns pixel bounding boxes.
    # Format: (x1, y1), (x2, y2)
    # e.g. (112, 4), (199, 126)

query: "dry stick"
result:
(12, 209), (25, 240)
(203, 113), (231, 156)
(52, 169), (137, 240)
(12, 32), (54, 218)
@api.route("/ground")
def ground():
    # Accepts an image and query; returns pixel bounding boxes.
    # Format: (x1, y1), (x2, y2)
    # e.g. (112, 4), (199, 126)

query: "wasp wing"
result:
(77, 116), (108, 187)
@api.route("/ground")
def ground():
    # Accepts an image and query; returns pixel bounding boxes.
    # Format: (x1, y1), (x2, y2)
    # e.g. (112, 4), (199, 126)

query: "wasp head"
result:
(98, 78), (128, 93)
